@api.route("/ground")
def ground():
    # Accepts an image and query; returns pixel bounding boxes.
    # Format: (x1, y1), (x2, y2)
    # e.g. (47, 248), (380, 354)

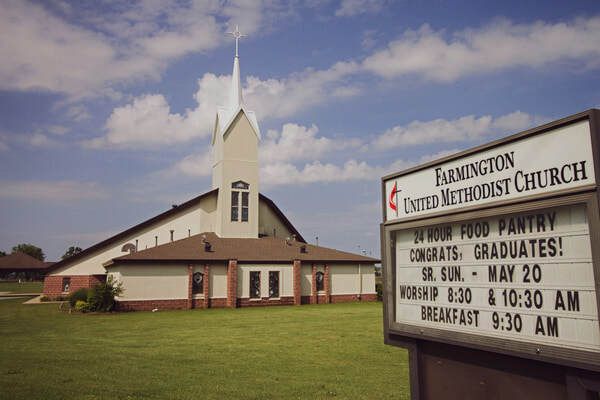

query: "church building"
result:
(43, 30), (378, 311)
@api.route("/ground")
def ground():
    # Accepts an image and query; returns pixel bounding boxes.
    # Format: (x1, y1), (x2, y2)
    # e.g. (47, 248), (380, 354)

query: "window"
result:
(250, 271), (261, 299)
(241, 192), (249, 222)
(232, 181), (249, 190)
(269, 271), (279, 298)
(230, 181), (250, 222)
(192, 272), (204, 294)
(62, 277), (70, 292)
(316, 271), (324, 292)
(231, 191), (239, 221)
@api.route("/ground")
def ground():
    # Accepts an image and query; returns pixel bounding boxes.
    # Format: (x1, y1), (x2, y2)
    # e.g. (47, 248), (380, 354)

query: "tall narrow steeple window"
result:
(231, 181), (250, 222)
(241, 192), (249, 222)
(231, 191), (239, 221)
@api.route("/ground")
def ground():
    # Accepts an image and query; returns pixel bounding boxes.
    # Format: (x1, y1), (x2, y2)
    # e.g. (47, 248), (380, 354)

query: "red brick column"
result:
(203, 264), (210, 309)
(324, 264), (330, 304)
(227, 259), (238, 308)
(293, 259), (301, 305)
(187, 265), (193, 309)
(310, 263), (317, 304)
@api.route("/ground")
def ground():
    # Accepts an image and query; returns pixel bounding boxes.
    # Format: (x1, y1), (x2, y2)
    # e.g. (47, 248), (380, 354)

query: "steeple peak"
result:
(229, 53), (243, 110)
(212, 25), (260, 146)
(227, 25), (247, 111)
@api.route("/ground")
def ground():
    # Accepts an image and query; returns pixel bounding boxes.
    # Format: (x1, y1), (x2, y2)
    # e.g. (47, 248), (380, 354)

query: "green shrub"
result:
(375, 283), (383, 301)
(69, 288), (89, 307)
(86, 276), (123, 312)
(39, 296), (50, 302)
(74, 300), (88, 312)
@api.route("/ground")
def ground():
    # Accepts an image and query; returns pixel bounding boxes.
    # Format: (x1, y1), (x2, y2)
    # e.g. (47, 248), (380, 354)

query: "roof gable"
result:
(47, 189), (219, 273)
(212, 107), (261, 145)
(47, 189), (305, 273)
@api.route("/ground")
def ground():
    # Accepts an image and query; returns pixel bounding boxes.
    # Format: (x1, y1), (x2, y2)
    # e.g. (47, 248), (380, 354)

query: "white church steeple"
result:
(228, 25), (245, 110)
(211, 26), (260, 239)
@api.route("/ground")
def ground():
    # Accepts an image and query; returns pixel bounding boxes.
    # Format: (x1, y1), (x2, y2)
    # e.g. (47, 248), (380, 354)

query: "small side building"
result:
(0, 252), (53, 281)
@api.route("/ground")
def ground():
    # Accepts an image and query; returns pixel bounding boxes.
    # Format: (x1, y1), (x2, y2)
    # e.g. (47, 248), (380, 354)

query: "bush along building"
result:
(43, 30), (378, 311)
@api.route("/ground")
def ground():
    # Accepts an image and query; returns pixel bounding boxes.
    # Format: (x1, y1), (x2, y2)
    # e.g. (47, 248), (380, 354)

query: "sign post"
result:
(381, 109), (600, 399)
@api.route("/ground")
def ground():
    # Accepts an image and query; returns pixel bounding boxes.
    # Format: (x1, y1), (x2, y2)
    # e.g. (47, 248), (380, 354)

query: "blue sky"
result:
(0, 0), (599, 260)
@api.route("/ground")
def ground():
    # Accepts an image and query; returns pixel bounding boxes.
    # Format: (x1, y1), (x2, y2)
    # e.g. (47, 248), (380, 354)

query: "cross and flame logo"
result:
(389, 182), (401, 217)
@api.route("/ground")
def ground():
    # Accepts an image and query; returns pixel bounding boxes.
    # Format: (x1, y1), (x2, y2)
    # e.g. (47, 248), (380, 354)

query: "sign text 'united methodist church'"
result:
(385, 120), (595, 222)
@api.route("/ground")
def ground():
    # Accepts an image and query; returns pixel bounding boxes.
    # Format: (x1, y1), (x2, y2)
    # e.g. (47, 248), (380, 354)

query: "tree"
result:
(61, 246), (83, 260)
(0, 250), (5, 257)
(12, 243), (45, 261)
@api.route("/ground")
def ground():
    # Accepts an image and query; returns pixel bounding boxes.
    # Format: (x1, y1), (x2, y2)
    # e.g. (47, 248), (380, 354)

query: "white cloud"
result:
(361, 29), (378, 49)
(28, 133), (58, 148)
(372, 111), (543, 150)
(86, 94), (205, 149)
(66, 105), (91, 122)
(0, 0), (279, 99)
(261, 159), (379, 185)
(261, 123), (359, 164)
(162, 110), (541, 186)
(47, 125), (70, 135)
(89, 61), (359, 149)
(244, 61), (360, 119)
(170, 151), (213, 177)
(0, 180), (108, 201)
(363, 17), (600, 81)
(335, 0), (385, 17)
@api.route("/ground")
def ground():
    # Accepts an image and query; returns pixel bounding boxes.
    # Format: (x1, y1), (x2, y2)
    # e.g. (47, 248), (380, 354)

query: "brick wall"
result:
(203, 265), (210, 309)
(210, 298), (227, 308)
(43, 274), (106, 298)
(330, 294), (377, 303)
(187, 265), (193, 309)
(116, 299), (188, 312)
(237, 296), (294, 307)
(293, 259), (301, 305)
(227, 259), (237, 308)
(323, 264), (330, 304)
(310, 263), (317, 304)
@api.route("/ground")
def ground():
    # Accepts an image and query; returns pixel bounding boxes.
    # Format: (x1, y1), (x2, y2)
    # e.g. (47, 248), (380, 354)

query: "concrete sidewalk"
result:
(23, 295), (65, 304)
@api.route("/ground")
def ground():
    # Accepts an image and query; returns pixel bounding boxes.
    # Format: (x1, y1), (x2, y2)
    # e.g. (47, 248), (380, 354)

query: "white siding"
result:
(52, 196), (217, 276)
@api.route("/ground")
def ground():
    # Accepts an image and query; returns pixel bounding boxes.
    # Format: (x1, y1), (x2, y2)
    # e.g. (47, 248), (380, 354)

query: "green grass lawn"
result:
(0, 281), (43, 293)
(0, 300), (409, 400)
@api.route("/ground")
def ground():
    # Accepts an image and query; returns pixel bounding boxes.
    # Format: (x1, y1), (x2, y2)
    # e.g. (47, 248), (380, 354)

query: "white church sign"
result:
(384, 119), (595, 222)
(381, 110), (600, 376)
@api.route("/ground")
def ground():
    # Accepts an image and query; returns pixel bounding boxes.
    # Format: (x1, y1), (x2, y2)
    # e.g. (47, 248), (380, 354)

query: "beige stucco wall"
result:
(330, 264), (377, 295)
(258, 200), (295, 239)
(237, 264), (293, 298)
(53, 196), (217, 276)
(210, 264), (228, 299)
(212, 112), (259, 239)
(361, 265), (376, 294)
(301, 265), (312, 296)
(108, 264), (188, 301)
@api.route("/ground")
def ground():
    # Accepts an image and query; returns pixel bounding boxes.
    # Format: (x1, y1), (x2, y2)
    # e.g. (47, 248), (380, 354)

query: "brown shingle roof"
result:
(106, 232), (378, 266)
(0, 252), (51, 270)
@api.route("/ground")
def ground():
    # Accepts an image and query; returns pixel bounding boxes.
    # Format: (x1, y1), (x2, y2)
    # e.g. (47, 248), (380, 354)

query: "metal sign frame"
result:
(381, 109), (600, 398)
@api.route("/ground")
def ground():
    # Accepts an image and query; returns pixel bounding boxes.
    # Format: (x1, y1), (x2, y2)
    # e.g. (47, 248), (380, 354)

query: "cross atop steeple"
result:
(227, 25), (247, 58)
